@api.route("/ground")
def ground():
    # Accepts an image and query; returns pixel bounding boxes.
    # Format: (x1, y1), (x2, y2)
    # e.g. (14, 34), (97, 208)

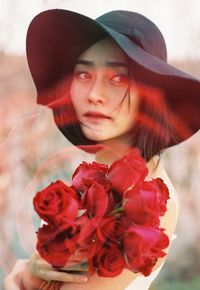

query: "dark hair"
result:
(51, 46), (178, 161)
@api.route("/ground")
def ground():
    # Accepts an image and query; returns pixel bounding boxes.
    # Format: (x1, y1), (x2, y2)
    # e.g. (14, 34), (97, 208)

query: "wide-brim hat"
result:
(26, 9), (200, 147)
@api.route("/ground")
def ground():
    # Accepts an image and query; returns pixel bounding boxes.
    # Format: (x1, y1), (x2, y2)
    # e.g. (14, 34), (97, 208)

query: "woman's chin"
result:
(81, 128), (111, 142)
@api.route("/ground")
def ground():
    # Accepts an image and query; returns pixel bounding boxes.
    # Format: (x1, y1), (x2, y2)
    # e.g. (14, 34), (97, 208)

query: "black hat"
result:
(26, 9), (200, 146)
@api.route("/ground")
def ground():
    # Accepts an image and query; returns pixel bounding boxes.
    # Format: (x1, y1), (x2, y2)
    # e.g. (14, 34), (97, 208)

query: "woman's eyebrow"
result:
(76, 60), (127, 68)
(76, 60), (94, 66)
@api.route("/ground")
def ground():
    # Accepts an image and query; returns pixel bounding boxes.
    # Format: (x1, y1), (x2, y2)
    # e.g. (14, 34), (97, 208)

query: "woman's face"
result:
(70, 37), (139, 146)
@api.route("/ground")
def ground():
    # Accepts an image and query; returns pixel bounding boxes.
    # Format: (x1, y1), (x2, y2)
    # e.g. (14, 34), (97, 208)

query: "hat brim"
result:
(26, 9), (200, 146)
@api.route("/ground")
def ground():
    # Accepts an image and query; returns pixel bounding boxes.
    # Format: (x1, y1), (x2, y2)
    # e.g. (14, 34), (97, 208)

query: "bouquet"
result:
(33, 148), (170, 277)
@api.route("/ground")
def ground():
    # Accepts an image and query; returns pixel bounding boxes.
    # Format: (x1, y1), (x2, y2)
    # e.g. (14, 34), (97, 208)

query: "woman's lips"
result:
(83, 111), (111, 122)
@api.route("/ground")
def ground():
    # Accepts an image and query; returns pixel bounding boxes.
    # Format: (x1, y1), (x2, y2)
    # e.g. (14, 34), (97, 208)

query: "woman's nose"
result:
(88, 78), (106, 104)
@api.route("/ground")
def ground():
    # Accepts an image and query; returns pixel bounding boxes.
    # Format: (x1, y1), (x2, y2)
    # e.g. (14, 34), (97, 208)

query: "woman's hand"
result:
(3, 254), (88, 290)
(3, 259), (28, 290)
(26, 252), (88, 284)
(20, 252), (88, 289)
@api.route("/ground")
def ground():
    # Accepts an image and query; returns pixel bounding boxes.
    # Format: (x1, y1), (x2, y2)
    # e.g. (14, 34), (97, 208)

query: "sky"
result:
(1, 0), (200, 61)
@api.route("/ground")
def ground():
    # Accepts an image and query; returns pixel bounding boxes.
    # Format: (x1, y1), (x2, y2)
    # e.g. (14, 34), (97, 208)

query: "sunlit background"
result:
(0, 1), (200, 289)
(1, 0), (200, 61)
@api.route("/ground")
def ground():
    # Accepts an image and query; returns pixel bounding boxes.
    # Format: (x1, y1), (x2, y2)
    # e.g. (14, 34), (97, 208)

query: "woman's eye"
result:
(75, 71), (92, 80)
(109, 75), (129, 85)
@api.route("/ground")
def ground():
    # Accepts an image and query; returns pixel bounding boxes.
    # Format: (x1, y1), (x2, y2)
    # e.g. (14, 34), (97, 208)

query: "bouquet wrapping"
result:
(33, 148), (170, 277)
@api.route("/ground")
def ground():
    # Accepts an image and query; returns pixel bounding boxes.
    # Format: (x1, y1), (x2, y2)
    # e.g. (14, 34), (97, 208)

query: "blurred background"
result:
(0, 1), (200, 289)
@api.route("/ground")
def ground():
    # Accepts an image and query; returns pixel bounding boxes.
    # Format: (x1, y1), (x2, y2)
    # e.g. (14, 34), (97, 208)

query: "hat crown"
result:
(96, 10), (167, 61)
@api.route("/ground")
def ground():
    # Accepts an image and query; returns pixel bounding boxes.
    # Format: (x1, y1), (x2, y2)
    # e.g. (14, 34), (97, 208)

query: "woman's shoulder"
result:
(147, 155), (179, 243)
(147, 155), (180, 213)
(144, 155), (180, 272)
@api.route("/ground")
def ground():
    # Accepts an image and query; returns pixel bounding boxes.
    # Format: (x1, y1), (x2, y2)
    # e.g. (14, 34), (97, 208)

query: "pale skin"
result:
(3, 37), (179, 290)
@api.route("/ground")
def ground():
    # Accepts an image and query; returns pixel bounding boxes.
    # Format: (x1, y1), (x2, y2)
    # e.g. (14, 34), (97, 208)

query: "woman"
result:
(3, 9), (200, 290)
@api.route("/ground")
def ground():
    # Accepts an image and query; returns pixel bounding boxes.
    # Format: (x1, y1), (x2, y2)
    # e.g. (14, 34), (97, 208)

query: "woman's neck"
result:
(93, 136), (159, 173)
(94, 141), (133, 166)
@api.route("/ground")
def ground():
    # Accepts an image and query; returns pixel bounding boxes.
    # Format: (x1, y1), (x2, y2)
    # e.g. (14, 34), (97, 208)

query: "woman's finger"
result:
(61, 262), (89, 272)
(29, 251), (89, 274)
(28, 252), (53, 271)
(37, 268), (88, 283)
(39, 280), (63, 290)
(3, 259), (28, 290)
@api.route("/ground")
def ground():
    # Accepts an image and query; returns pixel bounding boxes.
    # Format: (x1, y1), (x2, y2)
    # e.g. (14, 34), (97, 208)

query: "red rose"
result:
(74, 215), (94, 247)
(91, 245), (125, 277)
(72, 161), (110, 192)
(96, 217), (124, 245)
(124, 225), (169, 276)
(154, 178), (170, 215)
(37, 217), (91, 268)
(37, 223), (77, 268)
(76, 181), (108, 243)
(106, 191), (116, 214)
(37, 221), (77, 244)
(81, 180), (108, 218)
(62, 217), (90, 267)
(108, 148), (148, 194)
(124, 179), (169, 226)
(33, 152), (171, 277)
(33, 180), (79, 226)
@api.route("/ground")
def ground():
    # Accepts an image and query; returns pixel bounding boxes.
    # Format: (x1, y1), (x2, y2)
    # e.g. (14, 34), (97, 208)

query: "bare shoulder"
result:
(146, 156), (179, 271)
(147, 155), (180, 216)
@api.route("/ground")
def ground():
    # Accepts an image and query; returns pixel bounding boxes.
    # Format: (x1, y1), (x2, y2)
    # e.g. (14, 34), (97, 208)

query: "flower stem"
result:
(111, 207), (124, 215)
